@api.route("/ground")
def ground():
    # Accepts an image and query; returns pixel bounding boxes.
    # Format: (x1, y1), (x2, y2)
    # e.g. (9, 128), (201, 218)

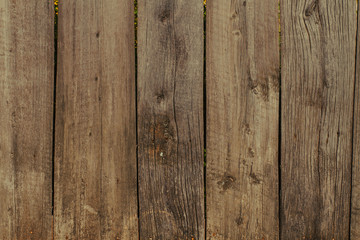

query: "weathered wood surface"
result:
(54, 1), (137, 239)
(351, 2), (360, 238)
(281, 1), (357, 239)
(206, 0), (280, 239)
(137, 0), (204, 239)
(0, 1), (54, 239)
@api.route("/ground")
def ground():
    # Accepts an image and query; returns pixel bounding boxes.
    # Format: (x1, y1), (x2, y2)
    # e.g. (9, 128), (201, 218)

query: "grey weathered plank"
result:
(281, 1), (357, 238)
(54, 1), (138, 239)
(206, 0), (280, 239)
(0, 1), (54, 239)
(137, 1), (204, 239)
(351, 2), (360, 238)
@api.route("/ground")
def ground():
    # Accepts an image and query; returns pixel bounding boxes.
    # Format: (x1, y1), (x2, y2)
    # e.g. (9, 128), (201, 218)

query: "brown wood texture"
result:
(54, 1), (137, 239)
(137, 1), (204, 239)
(206, 1), (280, 239)
(281, 1), (357, 239)
(351, 2), (360, 238)
(0, 1), (54, 239)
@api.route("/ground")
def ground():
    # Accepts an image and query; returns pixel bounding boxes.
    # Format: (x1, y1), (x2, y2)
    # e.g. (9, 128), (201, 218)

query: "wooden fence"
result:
(0, 0), (359, 239)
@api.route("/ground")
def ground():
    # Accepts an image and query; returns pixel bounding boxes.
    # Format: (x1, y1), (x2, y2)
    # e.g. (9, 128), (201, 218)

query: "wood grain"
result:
(351, 2), (360, 237)
(206, 0), (280, 239)
(0, 1), (54, 239)
(281, 1), (357, 239)
(54, 1), (137, 239)
(137, 1), (204, 239)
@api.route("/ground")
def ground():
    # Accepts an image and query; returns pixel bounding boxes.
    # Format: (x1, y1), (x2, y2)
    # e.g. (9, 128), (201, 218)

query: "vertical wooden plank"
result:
(351, 2), (360, 238)
(137, 1), (204, 239)
(54, 1), (137, 239)
(0, 0), (53, 239)
(281, 1), (356, 239)
(206, 0), (280, 239)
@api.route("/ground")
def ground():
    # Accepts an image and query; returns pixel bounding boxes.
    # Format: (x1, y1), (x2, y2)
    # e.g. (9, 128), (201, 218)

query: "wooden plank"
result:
(351, 2), (360, 237)
(137, 1), (204, 239)
(206, 0), (280, 239)
(54, 1), (137, 239)
(0, 1), (54, 239)
(281, 1), (357, 238)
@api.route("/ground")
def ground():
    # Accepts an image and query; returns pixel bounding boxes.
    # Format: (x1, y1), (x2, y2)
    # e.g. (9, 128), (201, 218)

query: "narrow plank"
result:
(54, 1), (137, 239)
(206, 0), (280, 239)
(281, 1), (357, 238)
(137, 1), (204, 239)
(0, 1), (54, 239)
(351, 2), (360, 237)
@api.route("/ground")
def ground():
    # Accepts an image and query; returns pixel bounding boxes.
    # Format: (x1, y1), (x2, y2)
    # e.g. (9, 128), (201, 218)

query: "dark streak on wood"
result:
(351, 2), (360, 238)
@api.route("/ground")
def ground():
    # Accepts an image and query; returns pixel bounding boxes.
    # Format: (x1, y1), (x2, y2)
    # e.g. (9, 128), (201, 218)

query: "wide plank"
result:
(206, 0), (280, 239)
(0, 1), (54, 239)
(137, 1), (205, 239)
(281, 1), (357, 238)
(54, 1), (138, 239)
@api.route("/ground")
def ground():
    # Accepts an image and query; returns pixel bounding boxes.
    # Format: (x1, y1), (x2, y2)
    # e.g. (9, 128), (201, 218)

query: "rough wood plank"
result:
(137, 1), (204, 239)
(54, 1), (137, 239)
(281, 1), (357, 238)
(351, 2), (360, 237)
(0, 1), (54, 239)
(206, 0), (280, 239)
